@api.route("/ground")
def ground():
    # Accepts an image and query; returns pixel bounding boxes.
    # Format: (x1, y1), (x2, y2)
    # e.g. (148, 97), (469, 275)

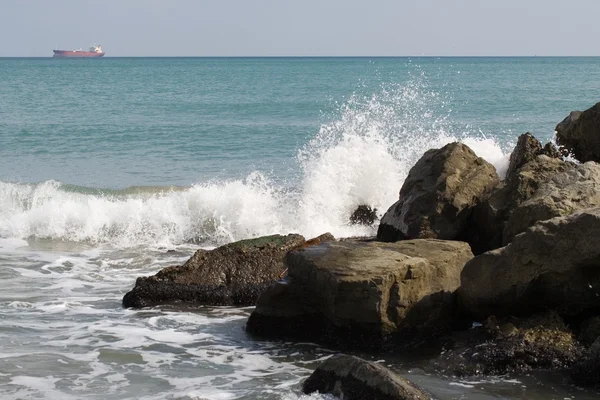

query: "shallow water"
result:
(1, 238), (598, 399)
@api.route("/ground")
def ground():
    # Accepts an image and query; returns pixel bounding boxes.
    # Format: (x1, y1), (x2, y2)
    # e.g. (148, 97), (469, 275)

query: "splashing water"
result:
(0, 78), (510, 247)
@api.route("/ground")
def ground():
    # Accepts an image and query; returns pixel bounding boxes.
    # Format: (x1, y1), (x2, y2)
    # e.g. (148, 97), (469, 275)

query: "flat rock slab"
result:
(246, 239), (473, 348)
(303, 354), (429, 400)
(122, 234), (336, 308)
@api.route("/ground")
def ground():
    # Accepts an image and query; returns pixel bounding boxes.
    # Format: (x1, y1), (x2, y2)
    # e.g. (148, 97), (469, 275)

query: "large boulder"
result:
(503, 162), (600, 244)
(246, 239), (473, 349)
(303, 354), (429, 400)
(459, 209), (600, 320)
(470, 153), (573, 253)
(122, 233), (334, 308)
(556, 102), (600, 162)
(377, 142), (498, 243)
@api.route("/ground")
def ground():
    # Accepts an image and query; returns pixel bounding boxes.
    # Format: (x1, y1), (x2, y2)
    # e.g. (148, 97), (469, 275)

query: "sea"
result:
(1, 57), (600, 399)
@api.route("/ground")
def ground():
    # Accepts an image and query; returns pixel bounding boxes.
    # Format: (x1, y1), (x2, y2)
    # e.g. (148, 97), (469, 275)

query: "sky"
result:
(2, 0), (600, 57)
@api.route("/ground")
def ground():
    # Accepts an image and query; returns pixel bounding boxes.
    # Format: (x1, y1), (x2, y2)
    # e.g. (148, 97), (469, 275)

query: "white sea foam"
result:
(0, 79), (510, 248)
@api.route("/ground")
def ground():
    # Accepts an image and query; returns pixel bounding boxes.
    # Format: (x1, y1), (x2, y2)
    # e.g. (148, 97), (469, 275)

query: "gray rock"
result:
(122, 233), (334, 308)
(503, 162), (600, 244)
(505, 132), (543, 181)
(303, 354), (429, 400)
(459, 208), (600, 320)
(246, 239), (473, 348)
(377, 142), (498, 243)
(541, 141), (562, 159)
(556, 102), (600, 162)
(471, 154), (574, 252)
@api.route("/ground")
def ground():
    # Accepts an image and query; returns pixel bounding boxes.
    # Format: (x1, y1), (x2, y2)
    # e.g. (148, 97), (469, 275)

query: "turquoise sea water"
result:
(1, 57), (600, 399)
(3, 57), (600, 189)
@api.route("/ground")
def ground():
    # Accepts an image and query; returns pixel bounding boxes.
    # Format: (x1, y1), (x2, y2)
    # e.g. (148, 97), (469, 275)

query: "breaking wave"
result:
(0, 78), (510, 247)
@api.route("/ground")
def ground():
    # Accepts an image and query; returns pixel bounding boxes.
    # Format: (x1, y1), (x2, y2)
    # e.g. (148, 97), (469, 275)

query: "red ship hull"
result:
(53, 50), (105, 58)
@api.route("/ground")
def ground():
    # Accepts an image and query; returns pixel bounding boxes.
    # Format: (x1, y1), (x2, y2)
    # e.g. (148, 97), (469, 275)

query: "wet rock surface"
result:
(349, 204), (378, 225)
(123, 233), (335, 308)
(303, 354), (429, 400)
(432, 312), (583, 376)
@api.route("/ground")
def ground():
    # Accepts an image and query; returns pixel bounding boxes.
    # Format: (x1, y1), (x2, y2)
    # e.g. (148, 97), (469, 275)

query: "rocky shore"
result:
(123, 102), (600, 399)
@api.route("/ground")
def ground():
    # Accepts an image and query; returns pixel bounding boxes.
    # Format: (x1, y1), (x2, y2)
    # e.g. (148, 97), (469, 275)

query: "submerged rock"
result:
(377, 142), (498, 243)
(122, 233), (334, 308)
(246, 239), (473, 349)
(303, 354), (429, 400)
(556, 102), (600, 162)
(460, 208), (600, 320)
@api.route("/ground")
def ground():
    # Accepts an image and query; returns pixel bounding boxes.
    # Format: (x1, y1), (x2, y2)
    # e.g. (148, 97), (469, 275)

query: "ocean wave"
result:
(0, 79), (509, 247)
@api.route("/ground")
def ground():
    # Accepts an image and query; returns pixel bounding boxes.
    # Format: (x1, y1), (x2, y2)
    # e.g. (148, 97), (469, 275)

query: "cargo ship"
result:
(53, 45), (105, 58)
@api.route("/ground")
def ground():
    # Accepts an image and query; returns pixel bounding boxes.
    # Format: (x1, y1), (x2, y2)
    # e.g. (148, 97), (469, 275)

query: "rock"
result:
(505, 133), (543, 181)
(505, 133), (562, 183)
(541, 141), (562, 159)
(503, 162), (600, 244)
(434, 311), (583, 376)
(556, 103), (600, 162)
(122, 233), (335, 308)
(579, 316), (600, 346)
(470, 154), (574, 253)
(350, 205), (378, 226)
(570, 337), (600, 388)
(377, 142), (498, 243)
(246, 239), (473, 349)
(459, 208), (600, 320)
(501, 155), (574, 206)
(303, 354), (429, 400)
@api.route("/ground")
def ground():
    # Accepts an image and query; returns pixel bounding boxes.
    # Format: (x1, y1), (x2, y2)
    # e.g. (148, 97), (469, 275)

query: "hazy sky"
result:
(2, 0), (600, 57)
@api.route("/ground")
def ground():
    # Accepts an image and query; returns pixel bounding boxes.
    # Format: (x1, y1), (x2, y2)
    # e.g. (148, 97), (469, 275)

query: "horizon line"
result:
(3, 55), (600, 59)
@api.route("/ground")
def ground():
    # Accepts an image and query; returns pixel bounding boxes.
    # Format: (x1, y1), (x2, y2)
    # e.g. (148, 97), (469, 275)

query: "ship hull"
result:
(53, 50), (105, 58)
